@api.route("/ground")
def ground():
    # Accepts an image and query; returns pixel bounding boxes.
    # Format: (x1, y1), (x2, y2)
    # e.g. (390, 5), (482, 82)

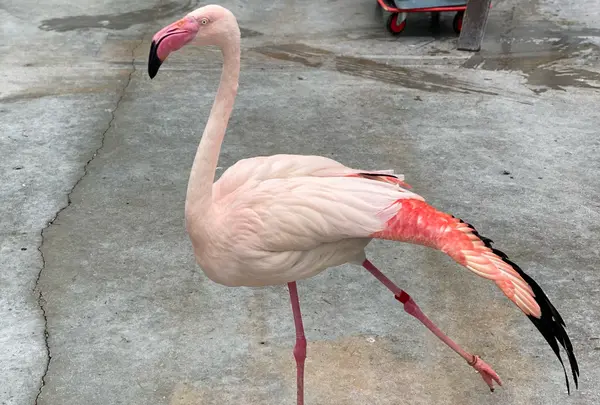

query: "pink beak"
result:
(148, 17), (199, 79)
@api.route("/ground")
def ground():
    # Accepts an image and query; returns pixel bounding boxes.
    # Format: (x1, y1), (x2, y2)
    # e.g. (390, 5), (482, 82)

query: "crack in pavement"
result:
(32, 35), (147, 405)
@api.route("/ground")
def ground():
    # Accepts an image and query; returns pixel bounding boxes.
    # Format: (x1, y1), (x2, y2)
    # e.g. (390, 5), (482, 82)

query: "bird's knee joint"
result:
(403, 298), (421, 317)
(293, 347), (306, 361)
(293, 336), (307, 361)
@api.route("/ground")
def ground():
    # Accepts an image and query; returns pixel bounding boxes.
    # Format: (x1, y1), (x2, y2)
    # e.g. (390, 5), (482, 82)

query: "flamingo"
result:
(147, 5), (579, 404)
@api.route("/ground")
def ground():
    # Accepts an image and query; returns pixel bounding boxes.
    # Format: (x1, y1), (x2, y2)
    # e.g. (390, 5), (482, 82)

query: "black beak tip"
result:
(148, 40), (162, 79)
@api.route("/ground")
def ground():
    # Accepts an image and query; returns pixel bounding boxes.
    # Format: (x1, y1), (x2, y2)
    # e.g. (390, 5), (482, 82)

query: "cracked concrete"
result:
(2, 0), (600, 404)
(30, 32), (145, 405)
(1, 0), (149, 403)
(31, 286), (49, 405)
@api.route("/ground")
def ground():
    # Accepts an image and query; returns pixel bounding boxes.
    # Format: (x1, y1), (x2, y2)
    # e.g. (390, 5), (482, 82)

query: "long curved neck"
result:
(185, 36), (240, 217)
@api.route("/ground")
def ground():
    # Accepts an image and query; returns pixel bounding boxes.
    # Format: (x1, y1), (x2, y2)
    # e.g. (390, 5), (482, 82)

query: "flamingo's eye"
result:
(201, 18), (209, 25)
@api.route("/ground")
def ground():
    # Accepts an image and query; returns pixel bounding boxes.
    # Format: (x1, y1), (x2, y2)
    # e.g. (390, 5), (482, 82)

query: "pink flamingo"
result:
(147, 5), (579, 404)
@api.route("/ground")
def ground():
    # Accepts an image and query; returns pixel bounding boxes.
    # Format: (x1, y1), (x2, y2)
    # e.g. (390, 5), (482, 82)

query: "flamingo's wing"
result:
(216, 176), (423, 252)
(371, 199), (579, 392)
(213, 154), (410, 201)
(216, 175), (422, 253)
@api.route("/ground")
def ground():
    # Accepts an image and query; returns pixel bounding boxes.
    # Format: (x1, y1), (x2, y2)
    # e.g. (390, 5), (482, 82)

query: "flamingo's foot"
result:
(468, 355), (503, 392)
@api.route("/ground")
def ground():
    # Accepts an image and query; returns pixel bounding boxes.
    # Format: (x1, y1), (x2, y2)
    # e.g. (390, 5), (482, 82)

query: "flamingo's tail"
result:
(371, 199), (579, 394)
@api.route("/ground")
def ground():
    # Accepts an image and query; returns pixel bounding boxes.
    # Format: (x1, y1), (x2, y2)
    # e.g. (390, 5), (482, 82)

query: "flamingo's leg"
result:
(362, 259), (502, 391)
(288, 282), (307, 405)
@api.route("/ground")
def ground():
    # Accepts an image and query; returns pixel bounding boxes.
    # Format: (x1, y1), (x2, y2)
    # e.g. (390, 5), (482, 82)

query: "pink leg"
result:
(362, 259), (502, 391)
(288, 282), (307, 405)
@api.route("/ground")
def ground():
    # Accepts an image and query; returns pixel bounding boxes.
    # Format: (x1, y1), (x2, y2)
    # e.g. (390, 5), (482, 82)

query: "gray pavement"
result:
(1, 0), (599, 404)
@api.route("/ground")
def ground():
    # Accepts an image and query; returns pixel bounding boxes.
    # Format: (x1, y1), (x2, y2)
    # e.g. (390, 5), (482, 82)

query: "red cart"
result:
(376, 0), (468, 35)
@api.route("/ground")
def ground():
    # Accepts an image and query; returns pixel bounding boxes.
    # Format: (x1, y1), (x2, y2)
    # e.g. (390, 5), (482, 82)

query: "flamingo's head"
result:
(148, 5), (238, 79)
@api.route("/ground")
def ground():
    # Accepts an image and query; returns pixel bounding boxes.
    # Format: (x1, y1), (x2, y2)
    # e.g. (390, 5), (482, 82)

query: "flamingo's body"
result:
(193, 154), (420, 287)
(147, 5), (579, 404)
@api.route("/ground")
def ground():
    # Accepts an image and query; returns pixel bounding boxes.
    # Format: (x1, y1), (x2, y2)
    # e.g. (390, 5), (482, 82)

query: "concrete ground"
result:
(1, 0), (599, 404)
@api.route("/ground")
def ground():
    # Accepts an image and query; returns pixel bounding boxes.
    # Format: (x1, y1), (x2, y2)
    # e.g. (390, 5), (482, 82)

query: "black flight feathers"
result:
(454, 216), (580, 394)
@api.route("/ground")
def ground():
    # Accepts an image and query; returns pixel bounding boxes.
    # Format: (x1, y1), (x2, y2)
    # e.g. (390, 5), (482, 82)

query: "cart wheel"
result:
(387, 13), (407, 35)
(431, 11), (441, 27)
(453, 11), (464, 34)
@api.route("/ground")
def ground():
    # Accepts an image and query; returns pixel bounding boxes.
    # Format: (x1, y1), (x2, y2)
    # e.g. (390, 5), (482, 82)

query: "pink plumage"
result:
(147, 5), (579, 404)
(371, 199), (540, 316)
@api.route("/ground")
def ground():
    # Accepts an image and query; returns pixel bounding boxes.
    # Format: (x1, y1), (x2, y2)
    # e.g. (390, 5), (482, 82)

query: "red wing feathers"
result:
(370, 198), (579, 393)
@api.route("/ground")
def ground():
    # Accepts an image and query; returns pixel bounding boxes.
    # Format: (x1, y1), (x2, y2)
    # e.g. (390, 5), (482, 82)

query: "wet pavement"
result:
(1, 0), (599, 404)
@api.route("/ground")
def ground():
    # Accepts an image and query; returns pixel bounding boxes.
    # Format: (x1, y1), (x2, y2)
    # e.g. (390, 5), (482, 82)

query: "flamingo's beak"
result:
(148, 40), (162, 79)
(148, 17), (199, 79)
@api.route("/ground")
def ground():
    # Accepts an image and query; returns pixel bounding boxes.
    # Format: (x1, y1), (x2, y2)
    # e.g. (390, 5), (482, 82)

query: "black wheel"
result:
(430, 11), (441, 34)
(430, 11), (441, 27)
(386, 13), (406, 35)
(453, 11), (464, 34)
